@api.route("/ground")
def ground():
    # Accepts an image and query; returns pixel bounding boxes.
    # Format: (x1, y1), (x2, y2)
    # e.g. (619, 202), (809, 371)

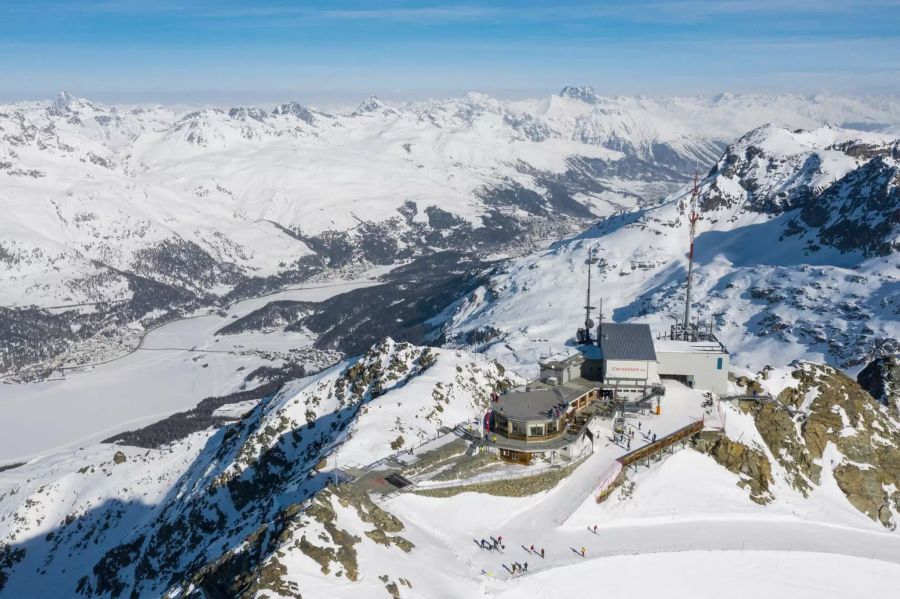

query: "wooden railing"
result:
(619, 419), (704, 468)
(592, 419), (704, 503)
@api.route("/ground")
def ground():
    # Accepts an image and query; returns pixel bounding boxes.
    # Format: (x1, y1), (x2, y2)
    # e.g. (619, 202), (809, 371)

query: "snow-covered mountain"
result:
(3, 89), (900, 379)
(0, 340), (519, 597)
(443, 124), (899, 376)
(1, 339), (898, 597)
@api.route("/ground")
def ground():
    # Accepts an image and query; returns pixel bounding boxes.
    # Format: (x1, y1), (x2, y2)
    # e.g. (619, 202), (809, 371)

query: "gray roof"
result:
(495, 379), (594, 421)
(494, 389), (563, 421)
(598, 323), (657, 361)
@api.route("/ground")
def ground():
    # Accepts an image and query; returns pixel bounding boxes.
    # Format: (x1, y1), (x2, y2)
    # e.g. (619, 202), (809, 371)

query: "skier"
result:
(627, 438), (631, 450)
(540, 548), (545, 558)
(523, 562), (528, 572)
(530, 544), (535, 553)
(498, 536), (503, 545)
(653, 433), (657, 442)
(638, 421), (642, 430)
(581, 546), (586, 557)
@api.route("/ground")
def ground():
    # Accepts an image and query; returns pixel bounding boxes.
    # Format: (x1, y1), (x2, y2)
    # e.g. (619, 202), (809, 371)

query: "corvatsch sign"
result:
(606, 360), (649, 379)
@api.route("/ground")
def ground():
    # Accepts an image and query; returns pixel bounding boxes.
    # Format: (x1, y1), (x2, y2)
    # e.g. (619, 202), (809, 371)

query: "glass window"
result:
(717, 357), (723, 370)
(529, 424), (544, 437)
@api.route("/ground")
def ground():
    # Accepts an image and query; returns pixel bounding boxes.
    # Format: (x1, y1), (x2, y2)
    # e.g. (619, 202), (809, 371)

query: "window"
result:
(717, 357), (723, 370)
(529, 424), (544, 437)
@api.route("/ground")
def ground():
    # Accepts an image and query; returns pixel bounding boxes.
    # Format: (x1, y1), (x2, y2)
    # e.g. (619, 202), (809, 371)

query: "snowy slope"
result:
(0, 339), (517, 597)
(4, 88), (900, 310)
(3, 90), (900, 378)
(444, 124), (900, 376)
(2, 342), (898, 598)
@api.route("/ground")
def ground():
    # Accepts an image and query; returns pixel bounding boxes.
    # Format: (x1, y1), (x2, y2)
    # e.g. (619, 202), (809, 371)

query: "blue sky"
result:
(1, 0), (899, 105)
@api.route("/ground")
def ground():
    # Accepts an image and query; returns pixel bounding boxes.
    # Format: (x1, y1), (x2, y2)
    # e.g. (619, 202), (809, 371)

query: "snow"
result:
(2, 89), (900, 597)
(3, 91), (900, 309)
(0, 276), (377, 464)
(443, 122), (900, 377)
(2, 336), (899, 597)
(493, 551), (900, 599)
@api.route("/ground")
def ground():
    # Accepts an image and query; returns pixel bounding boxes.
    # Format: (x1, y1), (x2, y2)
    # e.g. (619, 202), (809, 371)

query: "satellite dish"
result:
(585, 318), (595, 329)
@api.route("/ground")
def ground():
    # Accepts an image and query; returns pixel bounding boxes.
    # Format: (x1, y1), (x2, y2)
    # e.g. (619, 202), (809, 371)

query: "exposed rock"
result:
(693, 432), (773, 504)
(752, 362), (900, 528)
(412, 456), (586, 498)
(754, 401), (818, 494)
(0, 543), (25, 592)
(857, 355), (900, 416)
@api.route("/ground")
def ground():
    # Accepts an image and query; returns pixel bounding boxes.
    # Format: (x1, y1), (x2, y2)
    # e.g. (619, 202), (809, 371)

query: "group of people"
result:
(478, 536), (504, 551)
(479, 538), (549, 577)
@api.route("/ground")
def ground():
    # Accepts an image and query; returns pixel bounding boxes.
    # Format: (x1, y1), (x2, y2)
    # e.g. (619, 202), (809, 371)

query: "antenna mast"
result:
(584, 246), (598, 341)
(683, 170), (700, 336)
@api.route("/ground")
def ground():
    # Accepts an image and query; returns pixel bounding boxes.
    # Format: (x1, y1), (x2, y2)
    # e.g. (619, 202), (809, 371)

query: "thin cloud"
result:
(17, 0), (900, 22)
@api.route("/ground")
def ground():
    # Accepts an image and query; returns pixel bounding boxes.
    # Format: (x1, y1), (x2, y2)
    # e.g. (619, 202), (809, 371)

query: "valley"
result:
(1, 88), (899, 598)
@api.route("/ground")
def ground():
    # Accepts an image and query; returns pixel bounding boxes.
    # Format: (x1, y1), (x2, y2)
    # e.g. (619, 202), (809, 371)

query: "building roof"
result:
(654, 338), (728, 354)
(538, 348), (584, 369)
(494, 389), (563, 421)
(495, 378), (594, 421)
(598, 323), (657, 361)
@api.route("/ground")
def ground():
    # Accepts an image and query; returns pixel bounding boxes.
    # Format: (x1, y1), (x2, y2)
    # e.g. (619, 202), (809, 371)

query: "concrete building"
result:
(655, 338), (729, 395)
(538, 349), (584, 385)
(593, 322), (661, 399)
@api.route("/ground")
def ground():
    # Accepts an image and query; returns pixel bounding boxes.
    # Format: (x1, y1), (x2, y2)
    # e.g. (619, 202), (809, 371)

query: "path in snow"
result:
(490, 550), (900, 599)
(393, 382), (900, 587)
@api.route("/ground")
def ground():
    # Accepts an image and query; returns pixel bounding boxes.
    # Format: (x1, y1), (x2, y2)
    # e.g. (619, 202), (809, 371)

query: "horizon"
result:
(2, 0), (899, 104)
(11, 87), (900, 113)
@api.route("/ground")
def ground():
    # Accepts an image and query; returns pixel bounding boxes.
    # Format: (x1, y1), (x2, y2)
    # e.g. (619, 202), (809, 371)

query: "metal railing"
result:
(592, 461), (624, 503)
(721, 392), (774, 402)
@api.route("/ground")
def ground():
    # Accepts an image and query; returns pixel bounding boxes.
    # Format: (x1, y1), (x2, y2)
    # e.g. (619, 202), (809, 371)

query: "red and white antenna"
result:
(683, 169), (701, 334)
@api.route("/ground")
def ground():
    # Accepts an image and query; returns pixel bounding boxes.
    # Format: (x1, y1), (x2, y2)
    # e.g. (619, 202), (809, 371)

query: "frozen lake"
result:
(0, 277), (380, 465)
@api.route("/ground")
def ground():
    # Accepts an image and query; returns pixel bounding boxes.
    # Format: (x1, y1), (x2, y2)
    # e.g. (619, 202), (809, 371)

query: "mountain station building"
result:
(484, 320), (729, 463)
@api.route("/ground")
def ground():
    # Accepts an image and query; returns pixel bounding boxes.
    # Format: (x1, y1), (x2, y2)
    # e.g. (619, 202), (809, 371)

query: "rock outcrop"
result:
(857, 355), (900, 416)
(693, 433), (774, 504)
(750, 363), (900, 528)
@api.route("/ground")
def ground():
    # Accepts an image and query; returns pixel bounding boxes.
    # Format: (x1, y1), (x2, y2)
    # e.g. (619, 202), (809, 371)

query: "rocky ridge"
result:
(0, 340), (516, 597)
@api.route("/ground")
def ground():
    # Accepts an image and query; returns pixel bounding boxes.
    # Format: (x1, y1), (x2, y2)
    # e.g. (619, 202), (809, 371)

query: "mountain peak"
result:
(559, 85), (600, 104)
(271, 101), (317, 124)
(227, 106), (269, 122)
(352, 95), (396, 116)
(50, 90), (86, 115)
